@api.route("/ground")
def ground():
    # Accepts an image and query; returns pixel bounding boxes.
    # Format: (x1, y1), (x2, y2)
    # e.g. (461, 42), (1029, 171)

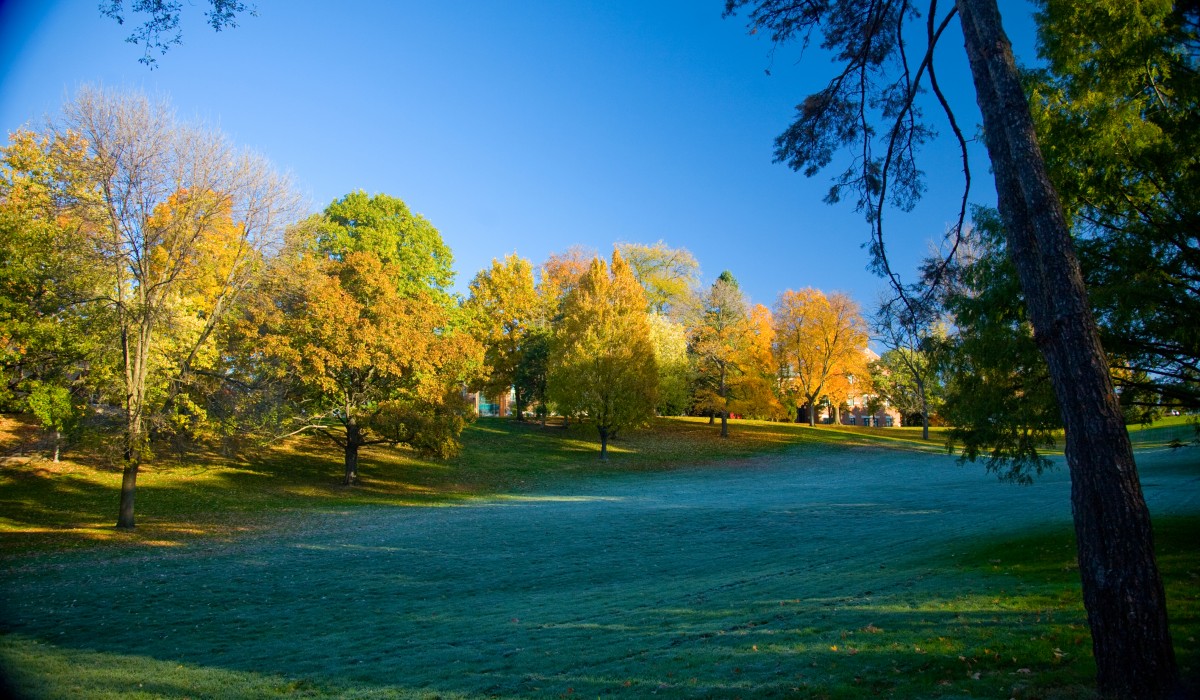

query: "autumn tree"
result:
(729, 303), (786, 420)
(467, 254), (540, 419)
(32, 87), (297, 529)
(0, 130), (107, 414)
(821, 348), (872, 426)
(725, 0), (1180, 693)
(238, 243), (483, 485)
(647, 312), (692, 416)
(538, 245), (596, 319)
(616, 240), (701, 316)
(773, 289), (868, 426)
(548, 250), (657, 458)
(688, 272), (753, 437)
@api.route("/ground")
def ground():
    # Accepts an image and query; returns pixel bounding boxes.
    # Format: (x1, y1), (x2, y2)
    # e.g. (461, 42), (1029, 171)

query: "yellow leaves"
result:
(773, 288), (869, 409)
(549, 249), (658, 432)
(252, 248), (484, 425)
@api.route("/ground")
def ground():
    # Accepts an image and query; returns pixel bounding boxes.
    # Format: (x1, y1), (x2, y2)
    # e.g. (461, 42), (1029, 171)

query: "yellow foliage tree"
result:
(466, 253), (539, 418)
(773, 288), (868, 426)
(548, 250), (658, 458)
(688, 271), (753, 437)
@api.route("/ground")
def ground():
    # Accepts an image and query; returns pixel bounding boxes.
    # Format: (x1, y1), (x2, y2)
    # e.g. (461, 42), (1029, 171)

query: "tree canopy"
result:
(548, 251), (658, 458)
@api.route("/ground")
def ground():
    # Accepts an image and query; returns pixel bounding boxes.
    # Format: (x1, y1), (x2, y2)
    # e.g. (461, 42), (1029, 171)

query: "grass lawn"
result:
(1, 415), (1197, 698)
(0, 415), (946, 554)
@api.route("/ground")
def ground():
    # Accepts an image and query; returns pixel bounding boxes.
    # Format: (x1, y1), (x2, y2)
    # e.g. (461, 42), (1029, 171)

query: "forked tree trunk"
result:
(956, 1), (1178, 696)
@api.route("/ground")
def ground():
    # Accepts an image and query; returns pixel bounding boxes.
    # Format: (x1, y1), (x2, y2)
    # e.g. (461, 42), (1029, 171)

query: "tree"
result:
(772, 289), (868, 426)
(513, 327), (552, 423)
(647, 312), (693, 416)
(41, 87), (297, 529)
(238, 248), (482, 485)
(616, 241), (702, 316)
(730, 303), (786, 420)
(538, 245), (596, 318)
(27, 382), (82, 462)
(689, 271), (754, 437)
(467, 254), (540, 419)
(725, 0), (1179, 693)
(873, 298), (946, 440)
(100, 0), (255, 67)
(0, 130), (108, 413)
(312, 191), (456, 307)
(822, 347), (872, 425)
(1027, 0), (1200, 411)
(548, 251), (658, 458)
(936, 209), (1062, 480)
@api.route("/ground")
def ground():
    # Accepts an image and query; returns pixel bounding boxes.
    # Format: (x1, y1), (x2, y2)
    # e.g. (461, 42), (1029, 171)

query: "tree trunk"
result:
(918, 377), (930, 441)
(53, 431), (61, 462)
(598, 427), (608, 460)
(807, 399), (816, 427)
(956, 1), (1177, 696)
(343, 423), (361, 485)
(719, 366), (729, 438)
(116, 461), (138, 529)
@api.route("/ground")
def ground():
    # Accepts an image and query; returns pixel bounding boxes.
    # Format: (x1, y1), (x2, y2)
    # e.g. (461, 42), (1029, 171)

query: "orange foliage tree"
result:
(240, 249), (483, 485)
(773, 289), (868, 425)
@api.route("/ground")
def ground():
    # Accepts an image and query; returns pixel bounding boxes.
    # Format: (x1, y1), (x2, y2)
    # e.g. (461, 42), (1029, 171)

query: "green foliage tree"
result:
(647, 312), (692, 416)
(1027, 0), (1200, 411)
(0, 130), (108, 412)
(725, 1), (1180, 692)
(873, 297), (946, 440)
(513, 327), (552, 424)
(312, 191), (456, 307)
(548, 251), (658, 458)
(27, 382), (83, 463)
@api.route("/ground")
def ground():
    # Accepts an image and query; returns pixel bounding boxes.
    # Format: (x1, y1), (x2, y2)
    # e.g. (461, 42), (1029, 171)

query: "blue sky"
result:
(0, 1), (1039, 312)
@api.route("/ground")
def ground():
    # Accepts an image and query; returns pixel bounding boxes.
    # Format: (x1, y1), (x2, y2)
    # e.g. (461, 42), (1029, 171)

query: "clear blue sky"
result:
(0, 1), (1039, 313)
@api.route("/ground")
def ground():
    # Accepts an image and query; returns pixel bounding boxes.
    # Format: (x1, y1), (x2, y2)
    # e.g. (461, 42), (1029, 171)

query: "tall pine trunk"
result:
(956, 1), (1177, 696)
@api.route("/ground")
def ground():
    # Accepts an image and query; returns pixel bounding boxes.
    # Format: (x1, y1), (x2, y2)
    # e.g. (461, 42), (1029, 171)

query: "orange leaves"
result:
(244, 245), (484, 457)
(772, 288), (869, 419)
